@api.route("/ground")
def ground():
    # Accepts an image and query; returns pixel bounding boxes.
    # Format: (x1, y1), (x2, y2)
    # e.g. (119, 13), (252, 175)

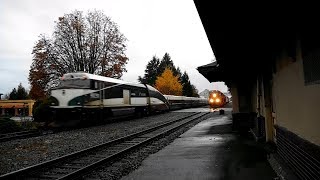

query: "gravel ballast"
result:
(0, 112), (195, 175)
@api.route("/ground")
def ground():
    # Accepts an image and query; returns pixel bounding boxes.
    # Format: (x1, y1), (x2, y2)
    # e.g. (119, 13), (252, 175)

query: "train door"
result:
(144, 84), (151, 114)
(123, 89), (131, 105)
(99, 82), (104, 106)
(99, 82), (104, 120)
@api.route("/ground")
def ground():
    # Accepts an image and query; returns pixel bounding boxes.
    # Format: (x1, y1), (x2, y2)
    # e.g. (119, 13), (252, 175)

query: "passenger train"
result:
(49, 72), (207, 125)
(208, 90), (229, 108)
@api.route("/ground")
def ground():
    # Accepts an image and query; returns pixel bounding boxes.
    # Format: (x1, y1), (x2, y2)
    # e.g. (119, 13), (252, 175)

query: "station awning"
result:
(193, 1), (320, 85)
(0, 100), (35, 109)
(0, 103), (29, 108)
(196, 61), (224, 83)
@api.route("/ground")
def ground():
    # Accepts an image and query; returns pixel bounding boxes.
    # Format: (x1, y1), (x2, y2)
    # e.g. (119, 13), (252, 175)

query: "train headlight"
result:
(49, 96), (59, 106)
(216, 98), (221, 103)
(213, 93), (217, 98)
(209, 98), (214, 103)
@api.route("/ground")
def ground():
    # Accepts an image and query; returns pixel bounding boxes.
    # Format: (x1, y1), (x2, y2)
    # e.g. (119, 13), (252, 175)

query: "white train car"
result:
(164, 95), (208, 110)
(49, 72), (208, 125)
(50, 72), (169, 123)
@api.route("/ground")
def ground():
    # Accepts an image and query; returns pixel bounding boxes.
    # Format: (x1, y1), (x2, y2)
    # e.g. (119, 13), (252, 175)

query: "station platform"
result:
(121, 110), (277, 180)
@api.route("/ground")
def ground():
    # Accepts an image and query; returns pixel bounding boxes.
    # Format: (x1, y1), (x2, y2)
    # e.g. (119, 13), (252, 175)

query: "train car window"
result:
(105, 82), (116, 87)
(90, 80), (98, 90)
(130, 87), (147, 97)
(131, 88), (137, 97)
(104, 85), (123, 99)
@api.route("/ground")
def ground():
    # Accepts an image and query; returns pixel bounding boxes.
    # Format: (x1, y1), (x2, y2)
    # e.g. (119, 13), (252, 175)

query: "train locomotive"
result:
(208, 90), (229, 108)
(49, 72), (207, 125)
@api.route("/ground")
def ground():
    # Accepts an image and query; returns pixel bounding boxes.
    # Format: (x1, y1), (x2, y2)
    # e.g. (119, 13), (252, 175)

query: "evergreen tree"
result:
(159, 53), (174, 74)
(9, 88), (18, 100)
(174, 67), (182, 81)
(17, 83), (29, 99)
(191, 84), (199, 97)
(181, 71), (193, 96)
(8, 83), (29, 100)
(159, 53), (182, 80)
(139, 52), (199, 97)
(180, 71), (199, 97)
(138, 56), (160, 86)
(139, 53), (182, 86)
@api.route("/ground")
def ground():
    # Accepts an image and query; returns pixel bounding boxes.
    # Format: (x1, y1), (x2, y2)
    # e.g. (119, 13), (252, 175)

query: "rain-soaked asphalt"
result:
(121, 108), (277, 180)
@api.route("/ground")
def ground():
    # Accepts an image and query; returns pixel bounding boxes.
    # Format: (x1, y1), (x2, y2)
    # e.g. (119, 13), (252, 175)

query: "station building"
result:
(194, 1), (320, 179)
(0, 100), (35, 117)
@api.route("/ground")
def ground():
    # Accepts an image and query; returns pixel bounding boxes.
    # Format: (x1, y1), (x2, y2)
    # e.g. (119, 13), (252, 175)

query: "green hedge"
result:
(0, 117), (23, 133)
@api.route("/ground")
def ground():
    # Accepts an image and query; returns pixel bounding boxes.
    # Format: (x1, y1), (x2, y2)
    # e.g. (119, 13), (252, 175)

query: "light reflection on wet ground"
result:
(122, 110), (276, 180)
(173, 106), (232, 113)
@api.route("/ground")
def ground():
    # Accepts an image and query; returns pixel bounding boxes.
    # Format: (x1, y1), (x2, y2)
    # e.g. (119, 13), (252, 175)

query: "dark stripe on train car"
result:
(68, 83), (168, 106)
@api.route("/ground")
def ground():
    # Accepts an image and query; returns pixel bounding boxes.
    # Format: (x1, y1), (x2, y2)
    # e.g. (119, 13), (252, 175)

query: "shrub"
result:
(32, 98), (54, 123)
(0, 117), (23, 133)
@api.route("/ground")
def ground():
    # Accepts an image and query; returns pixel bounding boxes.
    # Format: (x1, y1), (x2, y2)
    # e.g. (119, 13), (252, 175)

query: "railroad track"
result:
(0, 130), (41, 142)
(0, 112), (209, 180)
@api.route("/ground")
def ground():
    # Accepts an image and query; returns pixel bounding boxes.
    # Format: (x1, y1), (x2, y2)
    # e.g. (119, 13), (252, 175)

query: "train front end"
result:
(208, 90), (227, 108)
(49, 73), (96, 126)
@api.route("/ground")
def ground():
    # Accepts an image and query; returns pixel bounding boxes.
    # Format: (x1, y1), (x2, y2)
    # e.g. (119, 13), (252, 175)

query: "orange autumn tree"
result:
(155, 67), (183, 95)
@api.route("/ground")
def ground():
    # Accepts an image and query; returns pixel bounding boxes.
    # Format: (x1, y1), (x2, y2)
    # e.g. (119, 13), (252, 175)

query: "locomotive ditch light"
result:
(216, 98), (221, 103)
(209, 98), (214, 103)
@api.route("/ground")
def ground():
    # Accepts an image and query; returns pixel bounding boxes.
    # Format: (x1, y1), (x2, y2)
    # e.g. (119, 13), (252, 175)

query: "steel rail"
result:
(0, 130), (41, 142)
(0, 112), (209, 179)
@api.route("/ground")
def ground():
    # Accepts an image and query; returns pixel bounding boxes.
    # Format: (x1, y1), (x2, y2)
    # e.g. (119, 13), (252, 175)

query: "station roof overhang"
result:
(193, 1), (320, 84)
(0, 100), (35, 108)
(197, 61), (224, 82)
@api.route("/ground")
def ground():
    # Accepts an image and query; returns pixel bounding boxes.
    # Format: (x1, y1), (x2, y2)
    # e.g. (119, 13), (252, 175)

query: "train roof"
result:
(164, 94), (207, 100)
(210, 90), (223, 93)
(62, 72), (145, 88)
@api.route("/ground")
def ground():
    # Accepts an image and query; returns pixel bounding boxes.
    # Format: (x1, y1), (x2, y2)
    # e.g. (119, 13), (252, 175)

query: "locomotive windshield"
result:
(56, 79), (91, 89)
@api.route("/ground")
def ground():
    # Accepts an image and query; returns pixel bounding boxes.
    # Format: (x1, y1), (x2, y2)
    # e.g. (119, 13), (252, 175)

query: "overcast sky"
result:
(0, 0), (228, 96)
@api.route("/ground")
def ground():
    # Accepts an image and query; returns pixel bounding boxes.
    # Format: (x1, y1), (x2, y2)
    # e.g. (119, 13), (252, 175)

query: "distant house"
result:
(199, 89), (210, 99)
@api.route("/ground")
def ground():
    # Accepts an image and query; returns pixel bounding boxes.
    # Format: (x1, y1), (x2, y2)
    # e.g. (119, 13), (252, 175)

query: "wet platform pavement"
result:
(121, 108), (277, 180)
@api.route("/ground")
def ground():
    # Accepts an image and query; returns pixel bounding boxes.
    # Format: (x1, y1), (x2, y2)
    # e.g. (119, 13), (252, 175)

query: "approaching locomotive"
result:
(49, 72), (207, 125)
(208, 90), (229, 108)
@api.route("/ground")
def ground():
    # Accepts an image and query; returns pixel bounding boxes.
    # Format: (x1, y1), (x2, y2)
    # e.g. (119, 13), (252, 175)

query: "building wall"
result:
(230, 86), (239, 113)
(251, 82), (257, 113)
(272, 55), (320, 145)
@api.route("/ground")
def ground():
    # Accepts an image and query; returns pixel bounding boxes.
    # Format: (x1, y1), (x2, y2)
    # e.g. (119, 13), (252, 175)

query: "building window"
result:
(303, 49), (320, 85)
